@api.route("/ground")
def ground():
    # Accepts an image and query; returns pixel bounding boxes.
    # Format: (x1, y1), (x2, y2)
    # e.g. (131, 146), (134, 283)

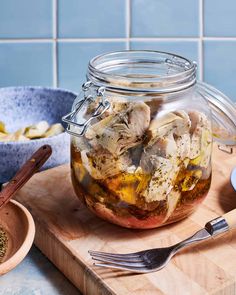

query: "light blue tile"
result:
(58, 41), (126, 92)
(131, 41), (199, 65)
(131, 0), (199, 37)
(58, 0), (126, 38)
(0, 43), (53, 87)
(0, 0), (53, 38)
(204, 41), (236, 101)
(204, 0), (236, 37)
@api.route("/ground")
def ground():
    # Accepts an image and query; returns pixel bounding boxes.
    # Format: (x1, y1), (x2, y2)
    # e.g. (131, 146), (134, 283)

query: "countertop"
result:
(0, 245), (81, 295)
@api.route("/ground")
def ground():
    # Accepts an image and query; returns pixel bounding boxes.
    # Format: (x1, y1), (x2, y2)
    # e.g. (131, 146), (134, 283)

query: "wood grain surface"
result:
(15, 145), (236, 295)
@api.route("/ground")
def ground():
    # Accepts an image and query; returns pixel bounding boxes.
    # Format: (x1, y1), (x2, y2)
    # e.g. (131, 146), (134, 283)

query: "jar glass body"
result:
(70, 51), (213, 229)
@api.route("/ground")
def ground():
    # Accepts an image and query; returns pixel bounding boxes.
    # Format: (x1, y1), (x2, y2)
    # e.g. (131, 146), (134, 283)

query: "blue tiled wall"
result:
(0, 0), (236, 101)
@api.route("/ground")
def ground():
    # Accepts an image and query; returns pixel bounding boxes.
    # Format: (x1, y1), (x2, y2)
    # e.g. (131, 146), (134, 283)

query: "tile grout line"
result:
(129, 37), (199, 41)
(57, 38), (127, 42)
(198, 0), (204, 81)
(126, 0), (131, 50)
(203, 37), (236, 40)
(1, 37), (236, 43)
(0, 39), (54, 43)
(52, 0), (58, 88)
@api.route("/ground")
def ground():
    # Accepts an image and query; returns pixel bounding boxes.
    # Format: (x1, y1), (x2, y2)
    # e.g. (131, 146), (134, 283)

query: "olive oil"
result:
(71, 145), (211, 227)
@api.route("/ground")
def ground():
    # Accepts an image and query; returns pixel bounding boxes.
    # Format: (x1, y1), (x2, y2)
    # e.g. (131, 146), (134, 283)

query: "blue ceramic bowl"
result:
(0, 86), (76, 184)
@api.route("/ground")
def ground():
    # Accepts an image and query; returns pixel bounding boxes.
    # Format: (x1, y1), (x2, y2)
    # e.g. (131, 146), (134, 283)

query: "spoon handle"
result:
(0, 145), (52, 209)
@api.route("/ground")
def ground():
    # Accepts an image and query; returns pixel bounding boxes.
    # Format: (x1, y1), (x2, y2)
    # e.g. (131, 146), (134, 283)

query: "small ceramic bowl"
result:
(0, 200), (35, 275)
(0, 86), (77, 183)
(231, 167), (236, 191)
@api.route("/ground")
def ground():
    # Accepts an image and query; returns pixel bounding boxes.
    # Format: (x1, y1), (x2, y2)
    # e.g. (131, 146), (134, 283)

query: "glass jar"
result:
(63, 50), (236, 229)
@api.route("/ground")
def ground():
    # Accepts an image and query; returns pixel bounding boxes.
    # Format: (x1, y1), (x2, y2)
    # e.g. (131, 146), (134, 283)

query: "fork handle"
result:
(222, 209), (236, 229)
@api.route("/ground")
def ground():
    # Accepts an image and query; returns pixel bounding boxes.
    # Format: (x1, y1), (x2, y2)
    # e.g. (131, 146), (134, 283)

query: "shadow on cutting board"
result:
(175, 179), (236, 258)
(218, 179), (236, 213)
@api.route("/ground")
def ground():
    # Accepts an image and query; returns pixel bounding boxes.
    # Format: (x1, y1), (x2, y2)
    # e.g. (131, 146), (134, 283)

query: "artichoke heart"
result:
(189, 111), (212, 160)
(44, 123), (64, 138)
(25, 121), (50, 139)
(163, 190), (181, 222)
(147, 110), (191, 145)
(0, 132), (14, 142)
(175, 133), (191, 160)
(0, 121), (7, 134)
(140, 133), (177, 173)
(182, 169), (203, 191)
(0, 120), (64, 142)
(81, 150), (132, 180)
(85, 102), (150, 156)
(142, 157), (180, 202)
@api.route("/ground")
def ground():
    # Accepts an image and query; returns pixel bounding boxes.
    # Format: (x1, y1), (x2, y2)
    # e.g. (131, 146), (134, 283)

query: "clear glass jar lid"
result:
(197, 81), (236, 146)
(63, 50), (236, 146)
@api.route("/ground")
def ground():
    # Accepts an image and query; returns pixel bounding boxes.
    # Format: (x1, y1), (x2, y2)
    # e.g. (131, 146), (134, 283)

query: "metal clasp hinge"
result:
(62, 81), (110, 136)
(218, 145), (233, 154)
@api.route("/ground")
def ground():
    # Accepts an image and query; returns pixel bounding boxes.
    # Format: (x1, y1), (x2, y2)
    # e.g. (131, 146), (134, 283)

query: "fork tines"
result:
(88, 250), (150, 273)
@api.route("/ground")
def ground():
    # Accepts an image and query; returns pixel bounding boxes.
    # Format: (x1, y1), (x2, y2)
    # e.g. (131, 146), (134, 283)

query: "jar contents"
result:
(0, 226), (8, 263)
(71, 100), (212, 228)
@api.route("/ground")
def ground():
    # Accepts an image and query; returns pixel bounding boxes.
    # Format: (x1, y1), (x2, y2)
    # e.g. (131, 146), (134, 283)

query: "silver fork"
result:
(89, 210), (236, 273)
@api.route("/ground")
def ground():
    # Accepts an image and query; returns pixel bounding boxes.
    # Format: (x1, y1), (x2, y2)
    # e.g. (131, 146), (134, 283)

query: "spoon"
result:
(0, 145), (52, 209)
(231, 167), (236, 191)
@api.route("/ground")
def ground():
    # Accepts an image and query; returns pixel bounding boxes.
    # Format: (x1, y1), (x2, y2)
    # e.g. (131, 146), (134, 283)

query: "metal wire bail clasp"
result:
(62, 81), (110, 136)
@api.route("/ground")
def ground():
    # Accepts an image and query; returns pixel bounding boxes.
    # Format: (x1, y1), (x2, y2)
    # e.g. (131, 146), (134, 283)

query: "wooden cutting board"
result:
(14, 145), (236, 295)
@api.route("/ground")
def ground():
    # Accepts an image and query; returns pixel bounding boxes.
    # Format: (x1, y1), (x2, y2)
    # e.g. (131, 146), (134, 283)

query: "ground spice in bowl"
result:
(0, 227), (7, 263)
